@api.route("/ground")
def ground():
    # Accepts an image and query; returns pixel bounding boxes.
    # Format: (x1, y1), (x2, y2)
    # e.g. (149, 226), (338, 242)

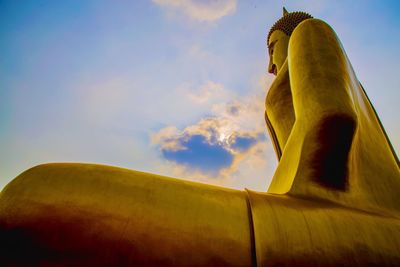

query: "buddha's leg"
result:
(0, 163), (253, 266)
(268, 19), (358, 195)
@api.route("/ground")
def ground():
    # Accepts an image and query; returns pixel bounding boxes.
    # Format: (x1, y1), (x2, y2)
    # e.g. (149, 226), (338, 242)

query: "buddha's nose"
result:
(268, 63), (277, 75)
(268, 57), (276, 75)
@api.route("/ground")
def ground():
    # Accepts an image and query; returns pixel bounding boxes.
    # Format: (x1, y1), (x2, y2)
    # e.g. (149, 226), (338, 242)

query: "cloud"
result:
(185, 81), (227, 104)
(150, 83), (275, 188)
(150, 126), (184, 151)
(153, 0), (237, 22)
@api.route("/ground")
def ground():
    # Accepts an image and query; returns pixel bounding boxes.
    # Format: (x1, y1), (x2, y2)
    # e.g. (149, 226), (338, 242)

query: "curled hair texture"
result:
(267, 11), (313, 47)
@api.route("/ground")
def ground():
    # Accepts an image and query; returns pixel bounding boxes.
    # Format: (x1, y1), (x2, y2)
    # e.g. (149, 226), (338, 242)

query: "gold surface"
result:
(247, 190), (400, 266)
(0, 163), (253, 266)
(266, 19), (400, 215)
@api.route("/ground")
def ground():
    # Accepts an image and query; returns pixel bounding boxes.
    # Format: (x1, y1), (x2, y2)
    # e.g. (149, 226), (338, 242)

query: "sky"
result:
(1, 0), (399, 191)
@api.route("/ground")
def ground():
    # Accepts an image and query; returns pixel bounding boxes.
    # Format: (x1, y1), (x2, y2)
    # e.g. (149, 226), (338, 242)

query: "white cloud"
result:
(150, 126), (185, 151)
(153, 0), (237, 22)
(150, 80), (277, 190)
(152, 89), (266, 152)
(186, 81), (227, 104)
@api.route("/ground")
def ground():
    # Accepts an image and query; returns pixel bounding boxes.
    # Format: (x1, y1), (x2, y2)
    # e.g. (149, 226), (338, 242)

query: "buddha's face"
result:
(268, 30), (290, 75)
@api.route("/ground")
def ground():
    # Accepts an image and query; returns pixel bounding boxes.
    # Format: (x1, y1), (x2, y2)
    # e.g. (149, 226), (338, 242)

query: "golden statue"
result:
(1, 8), (399, 266)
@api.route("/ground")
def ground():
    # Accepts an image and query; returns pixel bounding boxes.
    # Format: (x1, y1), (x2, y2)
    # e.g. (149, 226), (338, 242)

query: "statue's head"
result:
(267, 8), (312, 75)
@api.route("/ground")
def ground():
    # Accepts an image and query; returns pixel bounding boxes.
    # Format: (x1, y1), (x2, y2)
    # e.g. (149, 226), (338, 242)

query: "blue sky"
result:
(1, 0), (399, 191)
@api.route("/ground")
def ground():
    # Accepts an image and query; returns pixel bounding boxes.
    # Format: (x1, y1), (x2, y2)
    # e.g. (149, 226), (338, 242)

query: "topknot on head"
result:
(267, 8), (313, 47)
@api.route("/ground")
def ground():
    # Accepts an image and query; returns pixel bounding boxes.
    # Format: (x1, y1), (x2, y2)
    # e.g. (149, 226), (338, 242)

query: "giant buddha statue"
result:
(1, 8), (400, 267)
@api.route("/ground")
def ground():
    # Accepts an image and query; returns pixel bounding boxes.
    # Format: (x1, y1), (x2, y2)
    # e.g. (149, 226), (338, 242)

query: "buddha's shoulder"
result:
(295, 18), (332, 32)
(290, 18), (336, 43)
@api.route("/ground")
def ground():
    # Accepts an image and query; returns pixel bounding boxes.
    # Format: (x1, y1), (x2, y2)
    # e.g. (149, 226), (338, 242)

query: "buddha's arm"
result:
(268, 19), (357, 195)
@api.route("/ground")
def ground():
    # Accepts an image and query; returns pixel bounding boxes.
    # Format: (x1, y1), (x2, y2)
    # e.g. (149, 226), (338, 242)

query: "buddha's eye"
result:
(269, 40), (277, 56)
